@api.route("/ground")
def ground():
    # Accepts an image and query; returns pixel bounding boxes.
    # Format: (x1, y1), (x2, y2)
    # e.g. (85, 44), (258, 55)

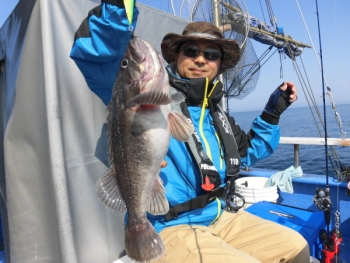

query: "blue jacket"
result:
(70, 2), (280, 233)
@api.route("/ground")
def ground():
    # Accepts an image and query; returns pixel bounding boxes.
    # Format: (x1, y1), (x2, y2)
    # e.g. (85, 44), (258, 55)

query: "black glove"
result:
(261, 83), (292, 125)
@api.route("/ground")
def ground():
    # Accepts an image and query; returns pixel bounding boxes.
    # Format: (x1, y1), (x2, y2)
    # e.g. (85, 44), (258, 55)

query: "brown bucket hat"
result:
(161, 21), (241, 75)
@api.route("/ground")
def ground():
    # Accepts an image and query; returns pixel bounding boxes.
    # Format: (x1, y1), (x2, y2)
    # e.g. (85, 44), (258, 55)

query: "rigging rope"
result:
(278, 50), (283, 78)
(264, 0), (276, 28)
(295, 0), (347, 140)
(258, 0), (267, 24)
(170, 0), (176, 15)
(292, 0), (348, 183)
(290, 52), (343, 179)
(292, 0), (346, 252)
(285, 39), (343, 177)
(226, 46), (277, 100)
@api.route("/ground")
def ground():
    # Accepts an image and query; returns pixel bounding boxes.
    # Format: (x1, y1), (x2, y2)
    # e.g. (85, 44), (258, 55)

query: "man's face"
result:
(175, 40), (222, 82)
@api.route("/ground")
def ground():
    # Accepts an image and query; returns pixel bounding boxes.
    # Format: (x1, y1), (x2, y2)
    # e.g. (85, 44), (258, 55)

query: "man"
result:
(70, 1), (309, 262)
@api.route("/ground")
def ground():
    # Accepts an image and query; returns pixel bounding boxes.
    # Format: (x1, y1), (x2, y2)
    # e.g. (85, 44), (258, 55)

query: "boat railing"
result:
(279, 137), (350, 168)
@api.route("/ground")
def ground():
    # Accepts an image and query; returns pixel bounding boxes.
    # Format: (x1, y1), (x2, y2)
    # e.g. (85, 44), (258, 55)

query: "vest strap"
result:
(179, 101), (222, 190)
(164, 187), (226, 221)
(164, 176), (243, 221)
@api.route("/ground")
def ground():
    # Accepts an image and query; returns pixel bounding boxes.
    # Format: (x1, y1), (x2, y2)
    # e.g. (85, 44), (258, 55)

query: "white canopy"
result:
(0, 1), (189, 262)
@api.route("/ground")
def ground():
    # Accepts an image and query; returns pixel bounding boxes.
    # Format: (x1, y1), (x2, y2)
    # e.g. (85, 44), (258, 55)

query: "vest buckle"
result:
(224, 178), (245, 212)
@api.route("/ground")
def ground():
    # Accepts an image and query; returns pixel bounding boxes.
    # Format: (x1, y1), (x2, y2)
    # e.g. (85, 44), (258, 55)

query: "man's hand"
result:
(261, 81), (298, 125)
(280, 81), (298, 103)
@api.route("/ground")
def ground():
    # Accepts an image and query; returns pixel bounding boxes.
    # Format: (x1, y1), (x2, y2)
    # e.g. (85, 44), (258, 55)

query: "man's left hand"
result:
(280, 81), (298, 103)
(261, 81), (298, 125)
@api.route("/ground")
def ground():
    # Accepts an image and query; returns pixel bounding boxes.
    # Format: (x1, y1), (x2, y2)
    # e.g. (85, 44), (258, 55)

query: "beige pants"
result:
(153, 211), (310, 263)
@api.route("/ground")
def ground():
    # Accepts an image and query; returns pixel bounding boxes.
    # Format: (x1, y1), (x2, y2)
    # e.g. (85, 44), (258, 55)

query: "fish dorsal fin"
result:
(146, 176), (169, 215)
(95, 168), (126, 212)
(168, 110), (194, 142)
(126, 89), (172, 108)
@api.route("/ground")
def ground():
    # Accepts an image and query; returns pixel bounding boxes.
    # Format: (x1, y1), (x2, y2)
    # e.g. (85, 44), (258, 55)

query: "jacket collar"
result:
(166, 64), (225, 107)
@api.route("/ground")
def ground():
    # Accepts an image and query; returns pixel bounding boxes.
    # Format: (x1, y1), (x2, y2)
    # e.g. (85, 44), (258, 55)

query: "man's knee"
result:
(287, 233), (310, 263)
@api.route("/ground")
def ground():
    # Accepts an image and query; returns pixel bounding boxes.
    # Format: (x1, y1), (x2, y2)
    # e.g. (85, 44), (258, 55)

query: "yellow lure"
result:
(124, 0), (135, 25)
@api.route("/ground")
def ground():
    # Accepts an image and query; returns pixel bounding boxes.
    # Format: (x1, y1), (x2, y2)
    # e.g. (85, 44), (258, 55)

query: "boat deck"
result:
(240, 169), (350, 262)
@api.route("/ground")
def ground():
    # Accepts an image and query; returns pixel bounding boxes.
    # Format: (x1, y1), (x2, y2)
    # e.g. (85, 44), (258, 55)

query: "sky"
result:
(0, 0), (17, 27)
(1, 0), (349, 113)
(136, 0), (350, 113)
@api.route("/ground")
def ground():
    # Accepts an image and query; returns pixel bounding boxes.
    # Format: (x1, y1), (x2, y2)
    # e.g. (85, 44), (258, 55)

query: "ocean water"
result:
(230, 103), (350, 176)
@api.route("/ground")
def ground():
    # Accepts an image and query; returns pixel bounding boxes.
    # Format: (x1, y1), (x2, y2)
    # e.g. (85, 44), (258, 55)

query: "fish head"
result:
(121, 36), (170, 95)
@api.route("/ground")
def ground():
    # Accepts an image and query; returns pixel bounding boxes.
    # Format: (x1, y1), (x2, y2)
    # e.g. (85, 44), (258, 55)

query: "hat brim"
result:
(161, 33), (241, 74)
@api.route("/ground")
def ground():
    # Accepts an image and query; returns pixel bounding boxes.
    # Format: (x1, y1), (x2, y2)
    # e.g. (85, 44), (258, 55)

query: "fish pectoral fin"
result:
(126, 89), (172, 108)
(95, 168), (126, 212)
(146, 176), (169, 215)
(170, 89), (186, 102)
(168, 110), (194, 142)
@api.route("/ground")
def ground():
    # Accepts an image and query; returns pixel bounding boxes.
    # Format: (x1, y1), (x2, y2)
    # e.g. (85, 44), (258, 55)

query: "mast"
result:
(212, 0), (221, 28)
(212, 0), (228, 110)
(222, 1), (311, 49)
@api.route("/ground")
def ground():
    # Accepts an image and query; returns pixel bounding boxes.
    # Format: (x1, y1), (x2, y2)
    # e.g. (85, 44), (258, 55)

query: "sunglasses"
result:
(180, 45), (222, 61)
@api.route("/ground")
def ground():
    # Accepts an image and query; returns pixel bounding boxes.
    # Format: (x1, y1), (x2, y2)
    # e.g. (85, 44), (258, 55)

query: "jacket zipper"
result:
(199, 79), (220, 162)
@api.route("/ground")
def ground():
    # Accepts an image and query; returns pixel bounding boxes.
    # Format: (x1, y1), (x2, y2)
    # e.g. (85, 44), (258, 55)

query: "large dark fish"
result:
(95, 36), (193, 262)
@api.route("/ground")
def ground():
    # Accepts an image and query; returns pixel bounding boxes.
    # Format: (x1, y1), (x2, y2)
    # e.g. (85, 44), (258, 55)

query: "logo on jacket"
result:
(200, 163), (217, 171)
(187, 118), (200, 142)
(218, 112), (232, 135)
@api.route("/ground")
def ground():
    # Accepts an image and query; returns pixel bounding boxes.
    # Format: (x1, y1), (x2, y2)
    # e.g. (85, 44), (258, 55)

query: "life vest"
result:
(164, 67), (241, 221)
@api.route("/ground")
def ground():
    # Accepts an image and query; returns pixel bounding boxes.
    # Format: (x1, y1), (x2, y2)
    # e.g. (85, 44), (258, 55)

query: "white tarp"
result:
(0, 1), (189, 262)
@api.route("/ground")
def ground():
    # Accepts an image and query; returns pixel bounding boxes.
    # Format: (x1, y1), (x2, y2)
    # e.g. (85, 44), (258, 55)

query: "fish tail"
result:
(125, 221), (165, 262)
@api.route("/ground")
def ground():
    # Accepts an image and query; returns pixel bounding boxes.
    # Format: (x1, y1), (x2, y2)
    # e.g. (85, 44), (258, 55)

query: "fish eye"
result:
(121, 59), (128, 69)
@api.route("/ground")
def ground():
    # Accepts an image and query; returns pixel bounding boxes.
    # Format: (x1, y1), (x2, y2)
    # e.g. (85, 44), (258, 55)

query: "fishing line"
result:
(258, 0), (267, 24)
(315, 0), (328, 184)
(295, 0), (328, 85)
(315, 0), (331, 236)
(179, 0), (186, 18)
(296, 0), (346, 142)
(292, 1), (346, 180)
(287, 52), (341, 176)
(165, 0), (170, 13)
(190, 0), (200, 20)
(170, 0), (176, 15)
(289, 3), (346, 181)
(296, 52), (344, 185)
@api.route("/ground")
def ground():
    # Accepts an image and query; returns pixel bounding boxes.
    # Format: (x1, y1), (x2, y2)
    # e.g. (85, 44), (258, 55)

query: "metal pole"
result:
(294, 144), (300, 168)
(212, 0), (220, 28)
(212, 0), (227, 111)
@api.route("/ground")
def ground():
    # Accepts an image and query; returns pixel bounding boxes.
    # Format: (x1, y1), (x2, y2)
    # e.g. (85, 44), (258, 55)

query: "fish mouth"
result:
(129, 37), (164, 92)
(129, 37), (146, 65)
